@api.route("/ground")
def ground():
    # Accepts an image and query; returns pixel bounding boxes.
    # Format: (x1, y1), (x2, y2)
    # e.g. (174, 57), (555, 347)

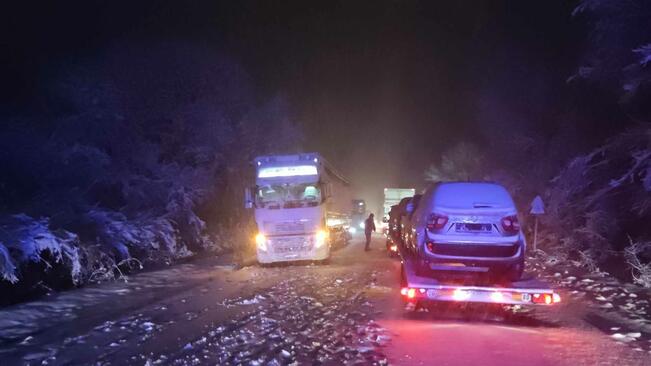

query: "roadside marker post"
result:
(530, 195), (545, 252)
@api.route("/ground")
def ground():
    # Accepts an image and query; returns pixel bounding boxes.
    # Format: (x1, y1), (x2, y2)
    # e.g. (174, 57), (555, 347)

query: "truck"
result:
(245, 153), (352, 264)
(383, 188), (416, 219)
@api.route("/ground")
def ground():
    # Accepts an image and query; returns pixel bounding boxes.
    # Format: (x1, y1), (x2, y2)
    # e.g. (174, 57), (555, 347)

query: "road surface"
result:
(0, 235), (649, 365)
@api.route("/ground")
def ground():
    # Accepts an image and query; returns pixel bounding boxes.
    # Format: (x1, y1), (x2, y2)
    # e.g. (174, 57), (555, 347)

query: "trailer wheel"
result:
(506, 258), (525, 281)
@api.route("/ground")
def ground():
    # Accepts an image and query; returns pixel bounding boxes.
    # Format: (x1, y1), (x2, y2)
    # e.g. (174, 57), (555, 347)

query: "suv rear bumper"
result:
(420, 240), (524, 270)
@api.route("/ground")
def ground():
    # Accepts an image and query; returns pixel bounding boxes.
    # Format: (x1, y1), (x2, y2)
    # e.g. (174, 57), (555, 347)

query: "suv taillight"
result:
(501, 215), (520, 234)
(426, 213), (448, 232)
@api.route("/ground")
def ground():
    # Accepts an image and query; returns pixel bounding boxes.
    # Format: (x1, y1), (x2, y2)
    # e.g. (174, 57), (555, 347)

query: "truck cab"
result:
(246, 153), (350, 264)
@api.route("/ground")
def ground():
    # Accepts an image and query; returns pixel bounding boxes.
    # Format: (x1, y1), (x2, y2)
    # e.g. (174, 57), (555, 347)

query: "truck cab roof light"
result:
(258, 165), (318, 178)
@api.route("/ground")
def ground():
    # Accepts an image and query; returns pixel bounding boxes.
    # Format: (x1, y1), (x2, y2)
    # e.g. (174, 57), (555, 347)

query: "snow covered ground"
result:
(0, 236), (650, 365)
(529, 253), (651, 354)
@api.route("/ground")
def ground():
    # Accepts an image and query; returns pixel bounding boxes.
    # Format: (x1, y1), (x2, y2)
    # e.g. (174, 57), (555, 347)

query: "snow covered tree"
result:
(0, 41), (302, 294)
(424, 142), (484, 182)
(572, 0), (651, 109)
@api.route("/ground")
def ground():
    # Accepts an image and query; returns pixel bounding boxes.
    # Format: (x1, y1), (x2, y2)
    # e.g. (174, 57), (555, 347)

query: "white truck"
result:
(382, 188), (415, 235)
(383, 188), (416, 219)
(245, 153), (352, 264)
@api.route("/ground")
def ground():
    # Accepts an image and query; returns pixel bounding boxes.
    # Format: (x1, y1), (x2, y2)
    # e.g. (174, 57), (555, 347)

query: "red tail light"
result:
(426, 214), (448, 232)
(401, 287), (424, 300)
(531, 293), (554, 304)
(501, 215), (520, 234)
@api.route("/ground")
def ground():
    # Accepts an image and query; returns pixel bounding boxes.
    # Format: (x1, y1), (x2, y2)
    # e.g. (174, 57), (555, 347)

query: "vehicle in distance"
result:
(350, 199), (367, 233)
(382, 188), (415, 234)
(383, 188), (415, 219)
(400, 194), (422, 254)
(407, 182), (525, 280)
(245, 153), (351, 264)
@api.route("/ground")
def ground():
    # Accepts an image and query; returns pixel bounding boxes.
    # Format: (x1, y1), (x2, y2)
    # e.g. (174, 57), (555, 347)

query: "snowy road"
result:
(1, 236), (650, 365)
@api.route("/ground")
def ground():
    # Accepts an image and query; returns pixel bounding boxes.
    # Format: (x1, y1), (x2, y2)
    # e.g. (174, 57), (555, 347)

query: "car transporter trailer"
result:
(399, 249), (561, 307)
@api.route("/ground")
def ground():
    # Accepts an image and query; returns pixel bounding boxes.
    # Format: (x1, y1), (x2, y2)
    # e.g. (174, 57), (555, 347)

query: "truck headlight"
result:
(255, 233), (267, 251)
(315, 230), (328, 248)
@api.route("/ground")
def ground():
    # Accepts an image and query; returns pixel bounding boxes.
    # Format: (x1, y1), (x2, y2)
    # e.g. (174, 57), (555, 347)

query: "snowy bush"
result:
(0, 215), (81, 284)
(624, 238), (651, 287)
(0, 41), (302, 294)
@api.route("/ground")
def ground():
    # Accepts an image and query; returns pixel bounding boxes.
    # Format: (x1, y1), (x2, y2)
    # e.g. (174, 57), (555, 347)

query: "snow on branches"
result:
(0, 215), (81, 284)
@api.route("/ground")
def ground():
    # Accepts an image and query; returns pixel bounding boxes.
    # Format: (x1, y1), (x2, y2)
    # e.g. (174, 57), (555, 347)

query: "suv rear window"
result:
(433, 182), (515, 209)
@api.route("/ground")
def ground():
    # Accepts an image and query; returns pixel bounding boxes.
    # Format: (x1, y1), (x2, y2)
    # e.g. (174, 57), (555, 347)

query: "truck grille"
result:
(266, 221), (306, 234)
(431, 243), (519, 258)
(270, 236), (313, 254)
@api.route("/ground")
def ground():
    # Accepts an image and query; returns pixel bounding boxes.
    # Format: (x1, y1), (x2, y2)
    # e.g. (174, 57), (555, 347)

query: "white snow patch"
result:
(236, 294), (266, 305)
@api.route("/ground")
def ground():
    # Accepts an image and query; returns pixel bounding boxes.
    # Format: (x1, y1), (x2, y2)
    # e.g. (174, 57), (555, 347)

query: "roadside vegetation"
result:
(425, 0), (651, 287)
(0, 42), (302, 304)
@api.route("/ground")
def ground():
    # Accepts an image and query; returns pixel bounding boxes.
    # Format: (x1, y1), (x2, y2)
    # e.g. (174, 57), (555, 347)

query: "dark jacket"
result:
(364, 217), (376, 234)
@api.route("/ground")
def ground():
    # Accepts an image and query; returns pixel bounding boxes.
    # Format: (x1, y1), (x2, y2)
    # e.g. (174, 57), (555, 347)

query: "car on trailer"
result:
(405, 182), (526, 280)
(397, 181), (560, 309)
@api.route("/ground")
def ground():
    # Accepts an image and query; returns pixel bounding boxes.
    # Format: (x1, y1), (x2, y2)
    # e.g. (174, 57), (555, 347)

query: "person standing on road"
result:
(364, 213), (376, 251)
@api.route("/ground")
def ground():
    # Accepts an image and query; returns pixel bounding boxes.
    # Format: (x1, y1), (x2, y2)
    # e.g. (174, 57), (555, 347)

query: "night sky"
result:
(2, 0), (590, 213)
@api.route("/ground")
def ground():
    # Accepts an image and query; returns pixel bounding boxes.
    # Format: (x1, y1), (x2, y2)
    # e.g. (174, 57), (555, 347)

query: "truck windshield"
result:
(256, 183), (322, 208)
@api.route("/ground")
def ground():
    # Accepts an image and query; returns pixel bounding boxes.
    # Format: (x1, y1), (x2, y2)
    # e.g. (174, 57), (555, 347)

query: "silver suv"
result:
(407, 182), (525, 280)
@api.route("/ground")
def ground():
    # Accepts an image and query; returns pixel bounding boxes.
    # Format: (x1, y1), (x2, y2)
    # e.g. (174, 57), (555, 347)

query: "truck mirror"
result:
(244, 188), (254, 209)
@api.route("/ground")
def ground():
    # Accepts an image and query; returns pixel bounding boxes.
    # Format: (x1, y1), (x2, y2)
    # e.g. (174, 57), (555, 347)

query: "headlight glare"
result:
(255, 233), (267, 251)
(315, 229), (328, 248)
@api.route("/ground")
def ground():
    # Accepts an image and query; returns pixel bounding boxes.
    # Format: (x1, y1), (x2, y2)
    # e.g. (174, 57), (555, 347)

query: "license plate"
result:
(455, 223), (492, 232)
(520, 293), (531, 302)
(426, 289), (438, 299)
